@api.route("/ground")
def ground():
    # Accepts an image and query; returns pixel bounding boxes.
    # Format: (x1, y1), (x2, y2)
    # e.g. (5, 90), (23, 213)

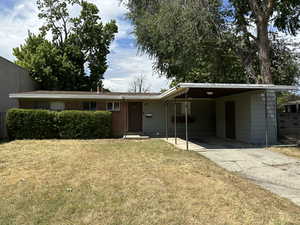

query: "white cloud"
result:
(0, 0), (41, 60)
(0, 0), (171, 92)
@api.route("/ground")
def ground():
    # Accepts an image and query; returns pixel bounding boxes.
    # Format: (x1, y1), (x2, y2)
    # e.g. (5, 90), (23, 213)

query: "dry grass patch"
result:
(270, 146), (300, 159)
(0, 139), (299, 225)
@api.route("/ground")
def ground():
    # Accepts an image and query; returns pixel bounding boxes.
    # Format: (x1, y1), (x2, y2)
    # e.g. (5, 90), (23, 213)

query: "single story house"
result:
(10, 83), (297, 146)
(0, 56), (38, 138)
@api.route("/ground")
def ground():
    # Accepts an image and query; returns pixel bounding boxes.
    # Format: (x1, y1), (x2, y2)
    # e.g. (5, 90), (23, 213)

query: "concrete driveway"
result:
(165, 138), (300, 207)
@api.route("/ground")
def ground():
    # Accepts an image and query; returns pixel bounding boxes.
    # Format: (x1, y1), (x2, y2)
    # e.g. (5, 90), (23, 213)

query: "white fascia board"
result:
(9, 83), (298, 100)
(178, 83), (298, 91)
(9, 93), (161, 100)
(159, 86), (188, 100)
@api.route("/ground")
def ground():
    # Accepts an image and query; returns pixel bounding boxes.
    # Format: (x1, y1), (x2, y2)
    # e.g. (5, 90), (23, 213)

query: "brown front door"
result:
(225, 101), (236, 139)
(128, 102), (143, 132)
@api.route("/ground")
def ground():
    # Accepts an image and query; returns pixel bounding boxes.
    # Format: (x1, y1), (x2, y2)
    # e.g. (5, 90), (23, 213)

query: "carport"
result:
(162, 83), (297, 150)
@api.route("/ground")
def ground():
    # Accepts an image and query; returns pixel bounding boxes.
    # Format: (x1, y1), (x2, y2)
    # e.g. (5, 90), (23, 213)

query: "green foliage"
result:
(228, 0), (300, 84)
(125, 0), (300, 85)
(277, 92), (300, 111)
(57, 111), (112, 139)
(6, 109), (112, 140)
(271, 37), (300, 85)
(6, 109), (58, 140)
(126, 0), (247, 83)
(13, 0), (118, 91)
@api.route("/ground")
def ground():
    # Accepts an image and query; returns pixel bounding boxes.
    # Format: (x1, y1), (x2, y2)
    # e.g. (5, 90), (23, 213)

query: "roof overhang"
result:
(9, 93), (162, 100)
(9, 83), (298, 101)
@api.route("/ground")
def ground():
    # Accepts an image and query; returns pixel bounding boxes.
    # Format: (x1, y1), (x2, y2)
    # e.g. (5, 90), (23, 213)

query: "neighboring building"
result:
(282, 100), (300, 113)
(0, 56), (37, 138)
(10, 83), (297, 145)
(278, 100), (300, 138)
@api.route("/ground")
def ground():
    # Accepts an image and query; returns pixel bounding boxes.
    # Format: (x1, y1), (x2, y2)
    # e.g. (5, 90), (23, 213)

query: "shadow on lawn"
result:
(0, 139), (10, 145)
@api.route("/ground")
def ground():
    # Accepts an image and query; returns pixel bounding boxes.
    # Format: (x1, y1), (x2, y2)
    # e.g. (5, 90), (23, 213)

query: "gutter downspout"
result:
(265, 90), (268, 147)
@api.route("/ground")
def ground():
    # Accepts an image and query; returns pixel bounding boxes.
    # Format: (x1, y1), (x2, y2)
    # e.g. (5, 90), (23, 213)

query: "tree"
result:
(229, 0), (300, 84)
(13, 32), (85, 90)
(125, 0), (248, 84)
(125, 0), (300, 85)
(13, 0), (118, 91)
(128, 74), (151, 93)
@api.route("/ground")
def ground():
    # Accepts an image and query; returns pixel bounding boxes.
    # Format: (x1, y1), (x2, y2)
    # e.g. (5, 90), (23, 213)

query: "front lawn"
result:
(270, 146), (300, 159)
(0, 139), (299, 225)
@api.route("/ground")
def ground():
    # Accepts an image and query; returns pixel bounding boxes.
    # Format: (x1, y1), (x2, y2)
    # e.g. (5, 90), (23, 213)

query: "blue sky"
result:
(0, 0), (170, 92)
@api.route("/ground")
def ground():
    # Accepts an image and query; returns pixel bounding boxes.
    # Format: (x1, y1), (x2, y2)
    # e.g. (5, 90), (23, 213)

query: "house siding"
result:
(250, 91), (277, 144)
(216, 92), (251, 143)
(0, 57), (37, 138)
(216, 90), (277, 145)
(143, 100), (216, 138)
(16, 90), (278, 144)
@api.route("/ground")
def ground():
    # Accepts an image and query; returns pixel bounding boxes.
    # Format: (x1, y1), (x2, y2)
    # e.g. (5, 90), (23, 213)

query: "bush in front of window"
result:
(6, 109), (58, 140)
(57, 111), (112, 139)
(6, 109), (112, 140)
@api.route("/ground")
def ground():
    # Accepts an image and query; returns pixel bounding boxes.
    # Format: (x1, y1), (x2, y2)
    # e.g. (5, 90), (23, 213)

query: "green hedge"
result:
(6, 109), (58, 139)
(57, 111), (112, 139)
(6, 109), (112, 140)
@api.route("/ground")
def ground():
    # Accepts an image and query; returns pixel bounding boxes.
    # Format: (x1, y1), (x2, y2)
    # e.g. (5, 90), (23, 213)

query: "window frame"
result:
(106, 101), (121, 112)
(83, 101), (97, 111)
(50, 102), (65, 111)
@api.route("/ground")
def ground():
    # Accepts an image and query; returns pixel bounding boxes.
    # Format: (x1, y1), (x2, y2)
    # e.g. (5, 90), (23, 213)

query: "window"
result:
(83, 102), (97, 111)
(50, 102), (65, 111)
(34, 102), (50, 110)
(175, 102), (191, 116)
(107, 101), (120, 111)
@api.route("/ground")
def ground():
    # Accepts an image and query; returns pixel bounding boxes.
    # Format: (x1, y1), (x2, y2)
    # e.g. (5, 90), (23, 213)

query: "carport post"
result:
(165, 101), (168, 140)
(264, 90), (269, 147)
(174, 100), (177, 144)
(185, 93), (189, 151)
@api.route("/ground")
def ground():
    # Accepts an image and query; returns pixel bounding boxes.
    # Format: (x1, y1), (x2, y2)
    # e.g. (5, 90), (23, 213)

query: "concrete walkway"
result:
(164, 138), (300, 207)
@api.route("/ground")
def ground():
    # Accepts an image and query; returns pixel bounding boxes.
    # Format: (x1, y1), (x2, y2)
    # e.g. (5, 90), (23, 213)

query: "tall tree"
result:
(14, 0), (118, 91)
(229, 0), (300, 83)
(125, 0), (300, 85)
(126, 0), (247, 84)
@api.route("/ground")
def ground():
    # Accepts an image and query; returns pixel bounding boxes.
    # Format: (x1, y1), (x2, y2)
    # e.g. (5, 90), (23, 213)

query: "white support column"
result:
(265, 90), (268, 147)
(174, 100), (177, 144)
(185, 93), (189, 151)
(165, 101), (168, 140)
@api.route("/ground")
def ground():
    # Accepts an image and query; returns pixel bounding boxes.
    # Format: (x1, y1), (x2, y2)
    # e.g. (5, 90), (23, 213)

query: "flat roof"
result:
(10, 83), (298, 100)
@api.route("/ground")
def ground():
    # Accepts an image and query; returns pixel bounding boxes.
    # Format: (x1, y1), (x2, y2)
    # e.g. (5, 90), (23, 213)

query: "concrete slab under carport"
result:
(164, 137), (300, 207)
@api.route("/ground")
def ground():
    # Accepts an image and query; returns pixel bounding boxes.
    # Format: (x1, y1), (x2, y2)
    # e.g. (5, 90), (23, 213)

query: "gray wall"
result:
(216, 90), (277, 145)
(216, 92), (252, 143)
(250, 91), (277, 144)
(0, 57), (37, 137)
(142, 100), (216, 138)
(143, 90), (278, 145)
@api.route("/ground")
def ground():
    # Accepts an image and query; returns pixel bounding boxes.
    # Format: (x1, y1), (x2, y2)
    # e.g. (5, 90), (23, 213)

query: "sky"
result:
(0, 0), (171, 92)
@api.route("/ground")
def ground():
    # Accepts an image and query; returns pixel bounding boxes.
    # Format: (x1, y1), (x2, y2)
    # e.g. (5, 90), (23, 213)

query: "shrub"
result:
(6, 109), (112, 140)
(57, 111), (112, 139)
(6, 109), (58, 140)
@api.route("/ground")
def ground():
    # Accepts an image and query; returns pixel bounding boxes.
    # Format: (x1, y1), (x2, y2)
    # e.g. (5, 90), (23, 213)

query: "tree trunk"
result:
(257, 17), (273, 84)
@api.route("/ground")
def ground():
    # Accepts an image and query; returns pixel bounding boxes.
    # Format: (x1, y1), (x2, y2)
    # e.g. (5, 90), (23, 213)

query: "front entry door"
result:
(128, 102), (143, 132)
(225, 101), (236, 139)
